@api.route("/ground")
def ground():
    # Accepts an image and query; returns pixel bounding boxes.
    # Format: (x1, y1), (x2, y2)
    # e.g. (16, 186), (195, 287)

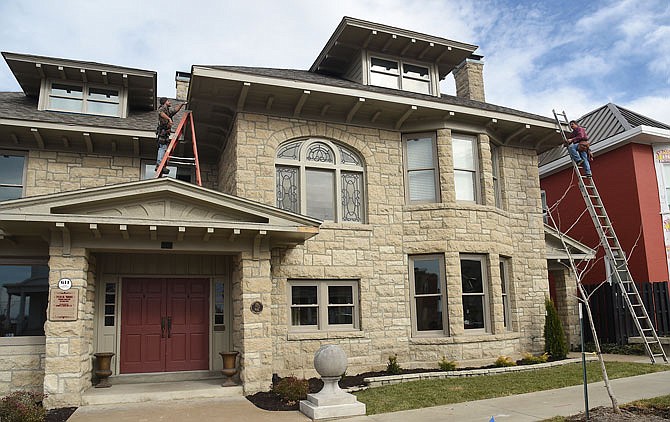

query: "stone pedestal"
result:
(299, 345), (366, 420)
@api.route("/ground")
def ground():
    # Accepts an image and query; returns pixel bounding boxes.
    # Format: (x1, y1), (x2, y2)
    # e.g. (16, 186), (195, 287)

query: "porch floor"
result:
(81, 378), (243, 406)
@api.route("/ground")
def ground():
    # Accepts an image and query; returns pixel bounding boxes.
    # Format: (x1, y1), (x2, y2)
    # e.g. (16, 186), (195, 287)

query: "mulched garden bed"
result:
(45, 406), (77, 422)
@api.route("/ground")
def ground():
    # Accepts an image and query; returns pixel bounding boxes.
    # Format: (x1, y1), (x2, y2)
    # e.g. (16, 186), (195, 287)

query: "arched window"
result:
(276, 138), (365, 222)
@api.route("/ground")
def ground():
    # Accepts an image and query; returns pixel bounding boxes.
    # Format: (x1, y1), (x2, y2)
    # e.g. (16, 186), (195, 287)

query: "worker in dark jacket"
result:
(155, 97), (186, 175)
(565, 120), (591, 177)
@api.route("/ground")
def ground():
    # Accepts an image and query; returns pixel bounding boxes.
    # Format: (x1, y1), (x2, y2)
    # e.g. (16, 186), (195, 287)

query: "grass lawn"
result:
(353, 361), (670, 415)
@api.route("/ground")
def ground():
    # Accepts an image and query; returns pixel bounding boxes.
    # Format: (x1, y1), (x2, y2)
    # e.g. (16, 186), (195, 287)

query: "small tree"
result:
(544, 298), (568, 359)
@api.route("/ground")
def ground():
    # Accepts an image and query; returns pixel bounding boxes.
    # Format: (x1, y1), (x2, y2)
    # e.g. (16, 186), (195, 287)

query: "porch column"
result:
(43, 245), (96, 409)
(234, 250), (273, 394)
(550, 266), (580, 350)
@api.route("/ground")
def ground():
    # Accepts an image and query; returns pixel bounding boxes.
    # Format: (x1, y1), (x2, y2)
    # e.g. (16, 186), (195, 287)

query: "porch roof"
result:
(0, 178), (321, 253)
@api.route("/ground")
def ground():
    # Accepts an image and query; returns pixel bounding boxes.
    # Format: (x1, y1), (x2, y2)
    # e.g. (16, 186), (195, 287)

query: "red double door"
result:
(120, 278), (209, 374)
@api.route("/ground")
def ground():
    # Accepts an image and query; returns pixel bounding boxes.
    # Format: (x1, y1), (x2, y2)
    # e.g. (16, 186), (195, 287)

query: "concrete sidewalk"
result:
(69, 357), (669, 422)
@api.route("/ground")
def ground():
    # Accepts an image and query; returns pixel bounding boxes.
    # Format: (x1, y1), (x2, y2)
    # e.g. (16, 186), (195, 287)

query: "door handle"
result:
(161, 317), (166, 338)
(167, 316), (172, 338)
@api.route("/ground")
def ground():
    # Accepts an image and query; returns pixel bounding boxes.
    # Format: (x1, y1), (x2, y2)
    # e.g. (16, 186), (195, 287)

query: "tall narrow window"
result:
(275, 139), (365, 222)
(491, 144), (502, 208)
(214, 281), (225, 327)
(410, 255), (447, 335)
(404, 133), (439, 203)
(0, 152), (25, 201)
(541, 190), (548, 223)
(103, 283), (116, 327)
(499, 258), (511, 330)
(461, 255), (489, 332)
(452, 134), (479, 202)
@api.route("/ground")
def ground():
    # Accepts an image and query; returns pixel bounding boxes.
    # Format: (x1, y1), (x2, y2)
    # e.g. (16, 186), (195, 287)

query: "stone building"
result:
(0, 17), (583, 408)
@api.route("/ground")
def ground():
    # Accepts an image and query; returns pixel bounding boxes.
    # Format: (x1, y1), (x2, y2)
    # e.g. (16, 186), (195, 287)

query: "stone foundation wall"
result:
(0, 338), (45, 395)
(230, 114), (548, 380)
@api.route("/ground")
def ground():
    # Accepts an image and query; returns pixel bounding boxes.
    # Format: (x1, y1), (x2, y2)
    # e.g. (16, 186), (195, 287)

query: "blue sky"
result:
(0, 0), (668, 123)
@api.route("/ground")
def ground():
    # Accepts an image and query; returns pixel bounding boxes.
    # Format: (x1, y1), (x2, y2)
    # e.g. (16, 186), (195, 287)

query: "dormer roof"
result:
(2, 52), (157, 110)
(310, 16), (479, 79)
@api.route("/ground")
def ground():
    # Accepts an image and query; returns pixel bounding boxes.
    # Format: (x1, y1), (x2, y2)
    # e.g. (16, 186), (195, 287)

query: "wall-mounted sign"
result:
(49, 289), (79, 321)
(250, 301), (263, 314)
(58, 278), (72, 291)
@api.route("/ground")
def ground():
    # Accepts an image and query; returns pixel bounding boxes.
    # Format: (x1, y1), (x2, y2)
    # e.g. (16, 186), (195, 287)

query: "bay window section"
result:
(453, 134), (479, 202)
(404, 133), (439, 203)
(461, 255), (489, 332)
(289, 280), (359, 332)
(410, 255), (447, 335)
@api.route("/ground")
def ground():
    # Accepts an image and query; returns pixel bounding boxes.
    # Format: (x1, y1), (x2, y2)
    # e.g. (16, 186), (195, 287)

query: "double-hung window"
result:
(276, 139), (365, 222)
(0, 152), (25, 201)
(461, 255), (489, 332)
(409, 255), (447, 335)
(46, 81), (121, 117)
(452, 133), (479, 202)
(404, 133), (440, 203)
(0, 261), (49, 337)
(289, 280), (359, 331)
(369, 57), (431, 95)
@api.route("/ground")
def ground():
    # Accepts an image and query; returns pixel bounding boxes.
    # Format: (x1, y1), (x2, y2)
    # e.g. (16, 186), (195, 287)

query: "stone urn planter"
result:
(219, 351), (239, 387)
(93, 352), (115, 388)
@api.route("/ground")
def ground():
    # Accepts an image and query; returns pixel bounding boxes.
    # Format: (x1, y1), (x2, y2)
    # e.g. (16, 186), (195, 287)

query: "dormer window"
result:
(45, 81), (122, 117)
(369, 56), (431, 95)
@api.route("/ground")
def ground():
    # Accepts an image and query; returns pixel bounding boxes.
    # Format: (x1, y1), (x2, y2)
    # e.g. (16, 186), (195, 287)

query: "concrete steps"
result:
(81, 379), (243, 406)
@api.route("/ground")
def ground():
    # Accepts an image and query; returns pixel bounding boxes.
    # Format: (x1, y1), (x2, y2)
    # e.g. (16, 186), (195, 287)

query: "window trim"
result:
(140, 159), (194, 183)
(460, 254), (490, 334)
(409, 254), (449, 337)
(403, 132), (441, 204)
(39, 79), (127, 118)
(0, 150), (27, 201)
(366, 53), (436, 95)
(452, 133), (480, 203)
(275, 138), (366, 223)
(287, 279), (360, 332)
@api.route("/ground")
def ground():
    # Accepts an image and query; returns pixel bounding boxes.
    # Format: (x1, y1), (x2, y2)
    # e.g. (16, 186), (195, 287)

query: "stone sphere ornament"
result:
(313, 344), (348, 377)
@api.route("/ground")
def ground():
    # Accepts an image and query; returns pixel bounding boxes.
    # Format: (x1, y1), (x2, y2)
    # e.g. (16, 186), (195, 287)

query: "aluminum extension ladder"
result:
(553, 109), (668, 364)
(155, 110), (202, 186)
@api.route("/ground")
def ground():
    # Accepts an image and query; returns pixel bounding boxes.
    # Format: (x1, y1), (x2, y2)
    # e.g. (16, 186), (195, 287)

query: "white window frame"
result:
(403, 132), (440, 204)
(0, 150), (26, 201)
(39, 79), (126, 118)
(460, 254), (490, 333)
(499, 257), (512, 331)
(288, 280), (360, 332)
(275, 138), (366, 223)
(367, 54), (435, 95)
(452, 133), (480, 203)
(409, 254), (448, 337)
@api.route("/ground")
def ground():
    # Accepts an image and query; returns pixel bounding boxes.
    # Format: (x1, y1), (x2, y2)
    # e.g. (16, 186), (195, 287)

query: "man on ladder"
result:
(565, 120), (592, 177)
(155, 97), (187, 175)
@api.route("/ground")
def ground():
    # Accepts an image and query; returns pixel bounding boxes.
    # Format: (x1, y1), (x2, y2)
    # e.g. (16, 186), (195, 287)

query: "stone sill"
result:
(320, 221), (373, 231)
(364, 356), (597, 387)
(287, 331), (365, 341)
(409, 331), (520, 345)
(0, 336), (46, 347)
